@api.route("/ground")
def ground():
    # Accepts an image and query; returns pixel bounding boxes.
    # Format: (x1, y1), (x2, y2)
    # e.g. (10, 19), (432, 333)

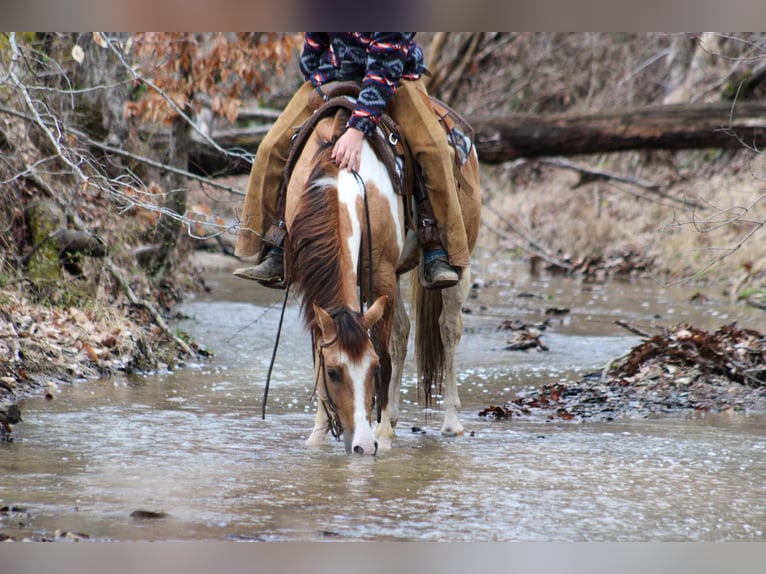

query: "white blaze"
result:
(331, 139), (400, 456)
(341, 350), (377, 455)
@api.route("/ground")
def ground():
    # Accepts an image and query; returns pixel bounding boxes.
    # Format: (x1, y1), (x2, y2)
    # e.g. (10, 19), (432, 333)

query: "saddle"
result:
(286, 82), (473, 216)
(277, 81), (475, 273)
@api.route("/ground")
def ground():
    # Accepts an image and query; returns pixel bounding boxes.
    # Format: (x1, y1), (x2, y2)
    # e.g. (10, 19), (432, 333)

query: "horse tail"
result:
(413, 275), (444, 408)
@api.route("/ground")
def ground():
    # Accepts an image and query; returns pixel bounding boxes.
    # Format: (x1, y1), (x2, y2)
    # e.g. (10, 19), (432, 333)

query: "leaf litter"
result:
(481, 322), (766, 422)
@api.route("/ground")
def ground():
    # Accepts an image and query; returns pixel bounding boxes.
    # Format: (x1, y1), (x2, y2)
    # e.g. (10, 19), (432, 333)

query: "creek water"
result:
(2, 253), (764, 541)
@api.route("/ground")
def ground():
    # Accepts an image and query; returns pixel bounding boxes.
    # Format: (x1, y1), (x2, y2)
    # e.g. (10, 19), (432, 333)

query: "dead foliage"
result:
(0, 291), (200, 403)
(481, 322), (766, 422)
(614, 322), (765, 388)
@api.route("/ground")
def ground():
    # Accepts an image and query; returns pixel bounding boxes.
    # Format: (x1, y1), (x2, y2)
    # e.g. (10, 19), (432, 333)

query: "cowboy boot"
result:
(421, 247), (459, 289)
(416, 200), (460, 290)
(233, 179), (289, 288)
(233, 244), (284, 285)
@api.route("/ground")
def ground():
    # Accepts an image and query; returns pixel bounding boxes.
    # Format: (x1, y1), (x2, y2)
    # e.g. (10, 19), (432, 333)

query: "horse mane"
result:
(288, 134), (369, 360)
(288, 140), (341, 321)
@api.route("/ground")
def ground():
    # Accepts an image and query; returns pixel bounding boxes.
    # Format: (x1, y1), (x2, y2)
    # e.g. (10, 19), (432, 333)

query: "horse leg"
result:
(439, 271), (470, 436)
(306, 403), (330, 446)
(376, 289), (409, 450)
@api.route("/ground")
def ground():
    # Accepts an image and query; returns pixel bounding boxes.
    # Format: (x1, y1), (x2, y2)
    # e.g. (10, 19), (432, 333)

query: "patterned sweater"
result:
(300, 32), (426, 136)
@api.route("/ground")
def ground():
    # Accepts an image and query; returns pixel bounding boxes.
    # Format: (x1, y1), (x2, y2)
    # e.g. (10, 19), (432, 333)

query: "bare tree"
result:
(0, 32), (299, 352)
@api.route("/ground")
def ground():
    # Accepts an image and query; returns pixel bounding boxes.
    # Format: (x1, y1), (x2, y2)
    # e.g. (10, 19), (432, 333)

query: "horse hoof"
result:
(441, 428), (464, 438)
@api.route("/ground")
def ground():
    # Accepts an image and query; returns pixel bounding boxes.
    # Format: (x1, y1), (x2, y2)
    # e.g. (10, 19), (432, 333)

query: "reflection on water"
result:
(1, 258), (764, 541)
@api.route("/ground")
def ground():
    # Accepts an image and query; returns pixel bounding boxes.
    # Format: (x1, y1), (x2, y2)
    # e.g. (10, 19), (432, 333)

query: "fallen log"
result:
(162, 101), (766, 176)
(185, 126), (269, 176)
(471, 101), (766, 163)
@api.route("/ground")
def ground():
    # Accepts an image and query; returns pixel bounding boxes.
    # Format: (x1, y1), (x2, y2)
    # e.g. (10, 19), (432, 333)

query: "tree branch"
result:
(0, 103), (244, 197)
(104, 258), (195, 356)
(538, 157), (708, 210)
(482, 198), (573, 270)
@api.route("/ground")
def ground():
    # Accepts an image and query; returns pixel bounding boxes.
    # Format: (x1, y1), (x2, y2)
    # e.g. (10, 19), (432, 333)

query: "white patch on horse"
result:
(340, 349), (377, 455)
(337, 140), (403, 258)
(336, 170), (362, 272)
(363, 144), (405, 252)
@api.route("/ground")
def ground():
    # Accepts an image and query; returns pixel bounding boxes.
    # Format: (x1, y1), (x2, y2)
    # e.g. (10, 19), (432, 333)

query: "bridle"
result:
(312, 324), (383, 442)
(314, 333), (344, 440)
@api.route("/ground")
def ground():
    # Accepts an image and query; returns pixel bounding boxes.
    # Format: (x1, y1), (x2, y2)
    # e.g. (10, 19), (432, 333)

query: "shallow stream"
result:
(2, 254), (764, 541)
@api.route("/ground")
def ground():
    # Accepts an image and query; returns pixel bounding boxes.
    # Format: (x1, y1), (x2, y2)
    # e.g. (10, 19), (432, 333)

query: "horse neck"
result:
(289, 171), (363, 329)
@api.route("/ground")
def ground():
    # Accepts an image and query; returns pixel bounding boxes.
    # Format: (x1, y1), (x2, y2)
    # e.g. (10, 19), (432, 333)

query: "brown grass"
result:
(478, 148), (766, 296)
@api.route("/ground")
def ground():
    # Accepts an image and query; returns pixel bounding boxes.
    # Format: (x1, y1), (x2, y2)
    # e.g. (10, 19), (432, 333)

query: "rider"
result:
(233, 32), (470, 289)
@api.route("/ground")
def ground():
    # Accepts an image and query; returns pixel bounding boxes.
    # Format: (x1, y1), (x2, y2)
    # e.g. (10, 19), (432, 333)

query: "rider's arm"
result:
(347, 32), (415, 137)
(300, 33), (335, 86)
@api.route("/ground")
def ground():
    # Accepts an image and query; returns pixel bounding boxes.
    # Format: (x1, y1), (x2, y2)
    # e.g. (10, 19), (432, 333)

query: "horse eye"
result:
(326, 367), (342, 384)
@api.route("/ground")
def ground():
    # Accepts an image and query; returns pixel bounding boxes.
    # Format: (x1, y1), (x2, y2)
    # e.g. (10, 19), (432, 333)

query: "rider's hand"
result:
(332, 127), (365, 172)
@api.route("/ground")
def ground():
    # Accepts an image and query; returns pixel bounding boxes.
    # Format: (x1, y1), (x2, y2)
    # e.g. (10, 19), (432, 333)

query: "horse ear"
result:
(313, 302), (336, 341)
(362, 296), (388, 330)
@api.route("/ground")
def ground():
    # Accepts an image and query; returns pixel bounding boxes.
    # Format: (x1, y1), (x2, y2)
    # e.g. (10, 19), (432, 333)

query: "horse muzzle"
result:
(346, 429), (378, 456)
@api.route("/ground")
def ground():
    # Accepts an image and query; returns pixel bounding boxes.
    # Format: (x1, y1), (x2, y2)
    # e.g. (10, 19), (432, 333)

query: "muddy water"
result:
(2, 255), (765, 541)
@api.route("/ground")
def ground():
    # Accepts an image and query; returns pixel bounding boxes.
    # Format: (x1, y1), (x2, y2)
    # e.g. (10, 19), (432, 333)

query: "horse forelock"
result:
(317, 306), (370, 362)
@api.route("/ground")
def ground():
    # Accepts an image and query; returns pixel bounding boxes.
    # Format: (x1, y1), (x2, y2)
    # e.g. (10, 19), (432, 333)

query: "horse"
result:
(283, 98), (481, 455)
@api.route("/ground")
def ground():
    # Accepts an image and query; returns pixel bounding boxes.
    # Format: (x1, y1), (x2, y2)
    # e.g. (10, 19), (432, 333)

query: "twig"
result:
(425, 33), (450, 93)
(540, 157), (661, 190)
(24, 169), (199, 358)
(441, 33), (483, 107)
(8, 33), (90, 184)
(482, 198), (573, 270)
(0, 103), (244, 197)
(102, 33), (253, 166)
(615, 320), (652, 338)
(600, 350), (633, 382)
(73, 129), (245, 197)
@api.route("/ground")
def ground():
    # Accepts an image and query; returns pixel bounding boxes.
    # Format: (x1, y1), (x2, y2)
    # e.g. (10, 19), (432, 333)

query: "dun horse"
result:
(282, 95), (481, 455)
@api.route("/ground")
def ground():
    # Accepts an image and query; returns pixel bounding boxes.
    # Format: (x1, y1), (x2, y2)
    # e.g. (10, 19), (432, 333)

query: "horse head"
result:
(311, 296), (387, 455)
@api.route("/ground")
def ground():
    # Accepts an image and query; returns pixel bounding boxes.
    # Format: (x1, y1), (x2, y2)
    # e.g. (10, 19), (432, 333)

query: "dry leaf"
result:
(93, 32), (107, 48)
(71, 45), (85, 64)
(82, 342), (99, 362)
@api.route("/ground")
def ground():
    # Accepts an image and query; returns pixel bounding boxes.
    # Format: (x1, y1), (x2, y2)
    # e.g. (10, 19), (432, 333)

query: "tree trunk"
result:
(150, 110), (190, 283)
(26, 200), (64, 290)
(68, 32), (132, 147)
(662, 34), (696, 104)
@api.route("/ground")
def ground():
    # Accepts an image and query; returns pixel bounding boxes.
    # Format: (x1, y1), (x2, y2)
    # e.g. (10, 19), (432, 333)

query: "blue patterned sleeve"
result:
(300, 33), (333, 86)
(348, 32), (414, 136)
